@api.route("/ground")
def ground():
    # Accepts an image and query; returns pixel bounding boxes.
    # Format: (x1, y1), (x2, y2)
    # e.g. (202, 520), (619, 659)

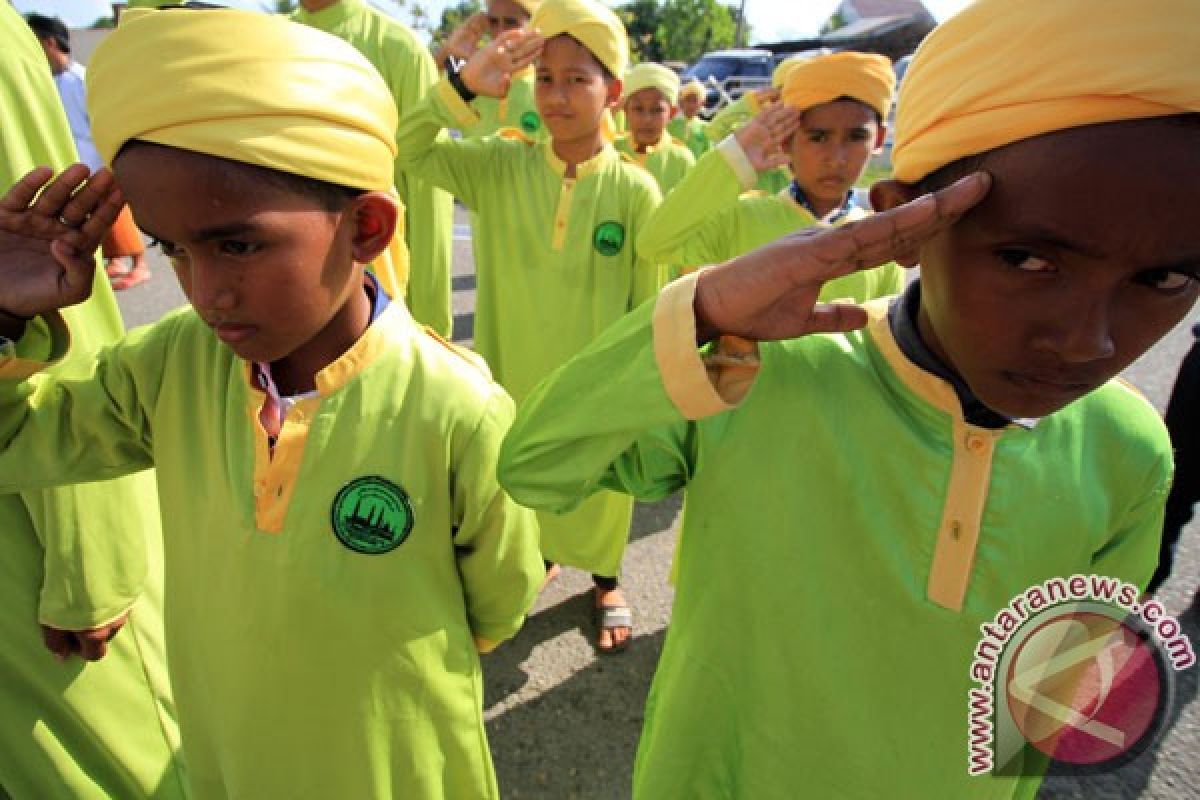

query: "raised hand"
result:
(734, 103), (801, 173)
(693, 173), (991, 343)
(460, 28), (544, 99)
(0, 165), (121, 322)
(440, 12), (490, 64)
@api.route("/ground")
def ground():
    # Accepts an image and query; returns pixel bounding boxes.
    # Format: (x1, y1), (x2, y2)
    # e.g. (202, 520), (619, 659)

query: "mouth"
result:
(1003, 371), (1095, 397)
(209, 322), (258, 345)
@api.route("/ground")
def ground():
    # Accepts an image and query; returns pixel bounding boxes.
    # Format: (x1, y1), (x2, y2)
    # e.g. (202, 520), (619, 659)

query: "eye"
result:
(1135, 268), (1196, 292)
(149, 237), (183, 259)
(849, 129), (871, 142)
(219, 240), (261, 257)
(997, 248), (1053, 273)
(805, 131), (826, 144)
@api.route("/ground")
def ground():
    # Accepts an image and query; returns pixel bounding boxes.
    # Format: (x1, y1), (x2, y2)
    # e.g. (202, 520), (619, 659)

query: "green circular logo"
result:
(593, 221), (626, 257)
(519, 110), (542, 133)
(330, 476), (413, 554)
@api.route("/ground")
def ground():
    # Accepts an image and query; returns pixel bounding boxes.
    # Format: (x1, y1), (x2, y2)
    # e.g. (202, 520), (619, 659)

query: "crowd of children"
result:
(1, 0), (1197, 797)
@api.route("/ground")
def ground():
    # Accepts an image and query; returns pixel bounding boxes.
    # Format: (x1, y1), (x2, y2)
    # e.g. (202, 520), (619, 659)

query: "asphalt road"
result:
(115, 209), (1199, 799)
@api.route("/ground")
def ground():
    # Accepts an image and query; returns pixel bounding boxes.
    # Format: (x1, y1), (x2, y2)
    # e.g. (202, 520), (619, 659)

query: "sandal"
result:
(594, 604), (632, 654)
(105, 259), (131, 280)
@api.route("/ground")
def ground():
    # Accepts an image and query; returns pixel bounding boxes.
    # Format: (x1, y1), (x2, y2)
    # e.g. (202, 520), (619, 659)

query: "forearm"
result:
(394, 79), (487, 203)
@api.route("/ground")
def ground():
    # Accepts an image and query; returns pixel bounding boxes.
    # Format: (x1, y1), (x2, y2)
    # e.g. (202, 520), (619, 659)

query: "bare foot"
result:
(539, 562), (561, 593)
(594, 585), (632, 653)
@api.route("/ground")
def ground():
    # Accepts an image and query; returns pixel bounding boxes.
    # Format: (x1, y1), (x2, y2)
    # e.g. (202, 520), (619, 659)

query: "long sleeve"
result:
(636, 137), (755, 269)
(1091, 447), (1173, 590)
(705, 91), (758, 143)
(395, 79), (504, 211)
(0, 314), (162, 494)
(451, 390), (542, 644)
(499, 274), (748, 514)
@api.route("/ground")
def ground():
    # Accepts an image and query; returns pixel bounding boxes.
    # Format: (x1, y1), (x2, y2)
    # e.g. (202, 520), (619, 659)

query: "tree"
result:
(89, 16), (116, 29)
(658, 0), (737, 62)
(261, 0), (299, 12)
(617, 0), (665, 63)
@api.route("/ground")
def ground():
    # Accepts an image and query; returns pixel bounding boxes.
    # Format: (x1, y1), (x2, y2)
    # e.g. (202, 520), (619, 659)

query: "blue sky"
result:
(13, 1), (970, 44)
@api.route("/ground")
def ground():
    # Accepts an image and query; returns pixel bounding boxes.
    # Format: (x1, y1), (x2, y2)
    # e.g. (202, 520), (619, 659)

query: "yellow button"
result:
(965, 434), (986, 453)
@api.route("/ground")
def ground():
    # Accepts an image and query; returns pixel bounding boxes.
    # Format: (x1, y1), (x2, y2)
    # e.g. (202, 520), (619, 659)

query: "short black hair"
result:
(25, 13), (70, 54)
(117, 140), (364, 211)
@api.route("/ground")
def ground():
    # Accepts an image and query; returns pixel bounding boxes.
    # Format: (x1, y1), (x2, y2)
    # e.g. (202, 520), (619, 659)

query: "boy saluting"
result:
(396, 0), (662, 652)
(0, 8), (541, 798)
(499, 0), (1200, 796)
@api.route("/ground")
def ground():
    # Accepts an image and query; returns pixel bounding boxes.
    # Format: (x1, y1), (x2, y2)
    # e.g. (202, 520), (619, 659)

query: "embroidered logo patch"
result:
(330, 476), (413, 554)
(593, 221), (626, 256)
(519, 110), (542, 134)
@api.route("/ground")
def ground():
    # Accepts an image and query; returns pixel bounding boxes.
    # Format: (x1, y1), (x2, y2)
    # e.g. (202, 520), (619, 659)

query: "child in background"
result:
(0, 6), (182, 797)
(639, 50), (904, 299)
(26, 12), (153, 291)
(395, 0), (662, 653)
(499, 0), (1199, 795)
(292, 0), (456, 338)
(435, 0), (547, 141)
(666, 77), (710, 159)
(614, 62), (696, 196)
(0, 9), (542, 798)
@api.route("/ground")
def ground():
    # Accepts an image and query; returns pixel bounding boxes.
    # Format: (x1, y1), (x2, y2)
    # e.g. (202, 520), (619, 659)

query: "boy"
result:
(666, 77), (710, 159)
(0, 8), (542, 798)
(614, 62), (696, 196)
(394, 0), (662, 653)
(0, 5), (183, 798)
(498, 0), (1199, 796)
(291, 0), (457, 338)
(26, 12), (152, 290)
(639, 50), (904, 300)
(435, 0), (547, 141)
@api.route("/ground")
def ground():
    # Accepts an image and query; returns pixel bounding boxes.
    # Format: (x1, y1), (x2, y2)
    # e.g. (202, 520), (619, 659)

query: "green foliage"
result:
(89, 16), (116, 29)
(430, 0), (482, 43)
(617, 0), (743, 65)
(262, 0), (299, 12)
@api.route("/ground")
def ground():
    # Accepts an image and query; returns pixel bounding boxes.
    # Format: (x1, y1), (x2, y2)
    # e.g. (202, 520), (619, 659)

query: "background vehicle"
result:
(682, 48), (773, 118)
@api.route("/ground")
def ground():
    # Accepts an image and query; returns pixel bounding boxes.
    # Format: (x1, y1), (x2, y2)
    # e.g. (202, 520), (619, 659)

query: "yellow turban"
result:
(680, 79), (705, 101)
(779, 51), (894, 121)
(772, 54), (808, 89)
(624, 63), (680, 105)
(893, 0), (1200, 183)
(530, 0), (629, 79)
(86, 7), (409, 296)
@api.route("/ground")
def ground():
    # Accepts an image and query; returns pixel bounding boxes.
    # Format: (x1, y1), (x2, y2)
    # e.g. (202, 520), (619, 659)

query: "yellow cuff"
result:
(652, 272), (736, 419)
(437, 78), (482, 129)
(717, 134), (758, 190)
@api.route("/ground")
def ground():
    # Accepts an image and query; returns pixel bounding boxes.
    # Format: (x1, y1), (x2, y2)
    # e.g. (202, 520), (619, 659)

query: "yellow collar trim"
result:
(542, 139), (614, 178)
(862, 297), (962, 419)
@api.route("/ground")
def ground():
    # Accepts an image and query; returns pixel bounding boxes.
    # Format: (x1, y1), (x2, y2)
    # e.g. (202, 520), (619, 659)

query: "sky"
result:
(13, 0), (972, 44)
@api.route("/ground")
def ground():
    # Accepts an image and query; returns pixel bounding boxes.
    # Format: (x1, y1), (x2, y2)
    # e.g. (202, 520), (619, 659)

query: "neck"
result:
(269, 276), (371, 395)
(552, 131), (606, 177)
(299, 0), (341, 12)
(633, 133), (661, 153)
(808, 198), (842, 220)
(48, 52), (70, 74)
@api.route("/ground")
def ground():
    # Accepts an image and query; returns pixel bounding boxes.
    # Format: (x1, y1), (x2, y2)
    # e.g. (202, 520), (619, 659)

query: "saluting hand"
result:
(0, 165), (121, 325)
(460, 28), (544, 99)
(441, 12), (490, 63)
(693, 173), (991, 343)
(734, 103), (800, 173)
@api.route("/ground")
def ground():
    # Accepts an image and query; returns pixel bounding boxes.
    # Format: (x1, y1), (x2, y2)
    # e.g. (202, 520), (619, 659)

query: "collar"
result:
(788, 181), (858, 225)
(542, 138), (615, 179)
(248, 273), (408, 399)
(881, 283), (1038, 429)
(293, 0), (362, 26)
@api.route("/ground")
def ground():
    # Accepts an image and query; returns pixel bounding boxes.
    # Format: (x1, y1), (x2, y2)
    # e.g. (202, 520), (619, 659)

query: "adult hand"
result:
(694, 173), (991, 343)
(41, 612), (130, 662)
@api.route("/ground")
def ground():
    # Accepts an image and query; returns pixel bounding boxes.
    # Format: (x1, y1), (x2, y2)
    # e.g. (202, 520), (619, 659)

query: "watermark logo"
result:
(967, 575), (1194, 777)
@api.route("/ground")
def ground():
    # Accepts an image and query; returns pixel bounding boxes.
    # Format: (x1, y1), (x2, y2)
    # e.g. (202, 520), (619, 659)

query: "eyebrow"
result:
(139, 220), (259, 243)
(982, 220), (1108, 259)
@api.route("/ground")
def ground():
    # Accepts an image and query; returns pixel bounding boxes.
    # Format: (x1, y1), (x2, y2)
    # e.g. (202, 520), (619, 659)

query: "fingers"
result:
(501, 30), (543, 68)
(805, 302), (869, 335)
(41, 625), (73, 661)
(806, 172), (991, 282)
(0, 167), (56, 213)
(29, 164), (92, 221)
(39, 616), (127, 662)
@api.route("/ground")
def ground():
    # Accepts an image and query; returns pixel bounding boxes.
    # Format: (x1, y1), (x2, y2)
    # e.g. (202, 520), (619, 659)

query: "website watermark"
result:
(967, 574), (1194, 777)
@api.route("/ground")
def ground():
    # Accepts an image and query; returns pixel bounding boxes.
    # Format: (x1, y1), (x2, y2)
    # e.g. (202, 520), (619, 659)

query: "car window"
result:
(684, 57), (740, 81)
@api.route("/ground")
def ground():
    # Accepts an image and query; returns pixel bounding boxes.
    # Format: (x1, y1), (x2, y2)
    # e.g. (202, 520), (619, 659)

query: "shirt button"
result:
(965, 434), (986, 453)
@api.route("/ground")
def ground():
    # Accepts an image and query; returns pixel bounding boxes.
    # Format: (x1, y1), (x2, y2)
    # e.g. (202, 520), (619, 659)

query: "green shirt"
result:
(498, 277), (1170, 799)
(0, 302), (543, 798)
(0, 6), (184, 798)
(292, 0), (456, 337)
(667, 113), (711, 160)
(614, 132), (697, 196)
(395, 79), (663, 574)
(639, 140), (906, 298)
(461, 69), (546, 142)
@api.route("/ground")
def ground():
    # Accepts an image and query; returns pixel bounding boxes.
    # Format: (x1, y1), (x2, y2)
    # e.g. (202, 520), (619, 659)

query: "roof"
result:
(823, 14), (914, 42)
(842, 0), (929, 18)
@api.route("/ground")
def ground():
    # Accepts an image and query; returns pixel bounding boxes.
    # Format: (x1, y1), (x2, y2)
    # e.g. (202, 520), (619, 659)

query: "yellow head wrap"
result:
(893, 0), (1200, 184)
(779, 51), (894, 121)
(680, 79), (705, 101)
(86, 7), (410, 296)
(772, 54), (808, 89)
(623, 63), (680, 105)
(530, 0), (629, 79)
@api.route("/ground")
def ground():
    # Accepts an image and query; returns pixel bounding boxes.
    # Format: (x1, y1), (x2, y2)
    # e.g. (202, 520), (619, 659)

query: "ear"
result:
(872, 123), (888, 154)
(869, 179), (924, 267)
(348, 192), (400, 265)
(605, 77), (623, 110)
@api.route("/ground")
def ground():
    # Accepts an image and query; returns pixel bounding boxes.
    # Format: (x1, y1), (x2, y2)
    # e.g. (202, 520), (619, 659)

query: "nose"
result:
(187, 261), (236, 316)
(1034, 296), (1116, 364)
